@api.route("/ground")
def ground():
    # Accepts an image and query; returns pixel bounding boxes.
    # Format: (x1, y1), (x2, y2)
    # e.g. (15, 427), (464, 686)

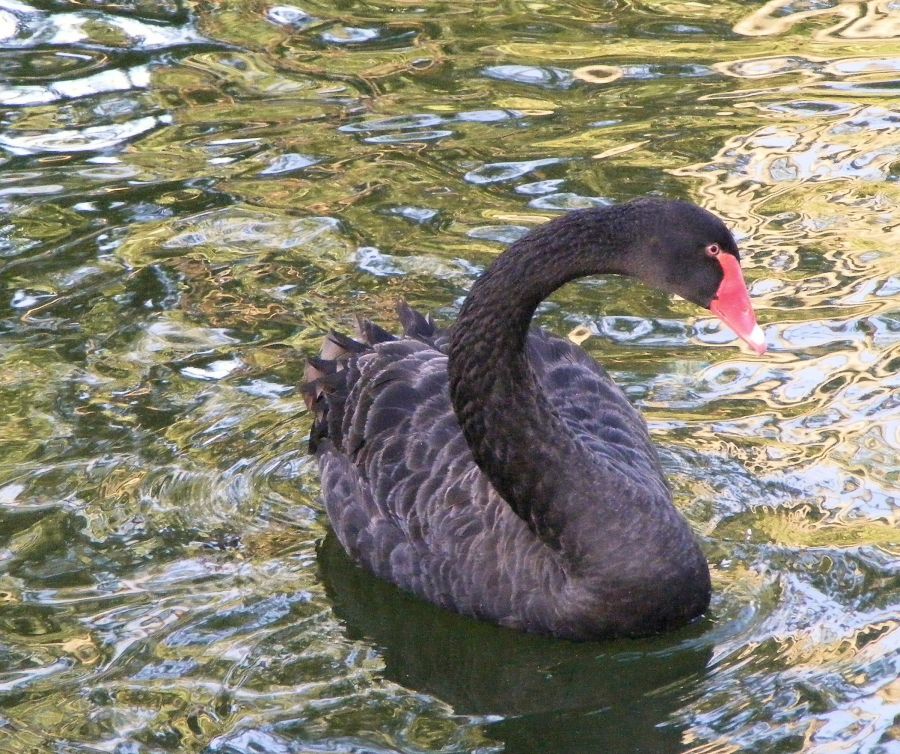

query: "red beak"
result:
(709, 253), (766, 355)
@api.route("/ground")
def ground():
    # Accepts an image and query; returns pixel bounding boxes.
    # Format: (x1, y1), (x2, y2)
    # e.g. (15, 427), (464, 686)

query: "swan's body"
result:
(306, 199), (765, 640)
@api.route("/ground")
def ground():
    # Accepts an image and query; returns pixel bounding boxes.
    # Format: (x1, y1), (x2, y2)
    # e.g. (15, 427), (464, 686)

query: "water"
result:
(0, 1), (898, 752)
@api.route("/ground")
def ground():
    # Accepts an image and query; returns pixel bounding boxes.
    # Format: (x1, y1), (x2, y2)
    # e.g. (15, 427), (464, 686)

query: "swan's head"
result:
(624, 199), (767, 355)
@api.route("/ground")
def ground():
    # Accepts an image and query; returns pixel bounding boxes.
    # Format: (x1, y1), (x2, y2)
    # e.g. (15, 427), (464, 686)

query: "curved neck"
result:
(447, 207), (638, 546)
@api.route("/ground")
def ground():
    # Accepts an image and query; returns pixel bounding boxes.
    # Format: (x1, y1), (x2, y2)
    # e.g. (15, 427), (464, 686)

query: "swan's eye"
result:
(705, 243), (721, 257)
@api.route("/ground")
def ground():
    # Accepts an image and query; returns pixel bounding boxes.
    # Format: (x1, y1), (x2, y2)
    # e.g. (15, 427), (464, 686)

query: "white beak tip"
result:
(746, 324), (767, 354)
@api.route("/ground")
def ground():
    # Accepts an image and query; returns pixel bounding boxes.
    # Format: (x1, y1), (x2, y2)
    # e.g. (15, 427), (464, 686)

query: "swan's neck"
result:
(448, 209), (631, 548)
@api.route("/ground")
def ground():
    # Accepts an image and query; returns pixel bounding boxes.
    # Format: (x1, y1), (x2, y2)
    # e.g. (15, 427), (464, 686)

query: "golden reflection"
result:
(97, 467), (147, 502)
(771, 621), (899, 672)
(591, 139), (650, 161)
(567, 324), (592, 345)
(493, 95), (558, 115)
(669, 100), (900, 499)
(682, 738), (742, 754)
(735, 1), (900, 40)
(1, 693), (92, 743)
(490, 36), (884, 64)
(673, 109), (900, 240)
(572, 64), (623, 84)
(716, 503), (899, 548)
(879, 676), (900, 704)
(58, 636), (102, 666)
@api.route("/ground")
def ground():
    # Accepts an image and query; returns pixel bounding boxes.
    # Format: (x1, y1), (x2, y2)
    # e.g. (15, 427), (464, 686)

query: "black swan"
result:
(304, 198), (766, 641)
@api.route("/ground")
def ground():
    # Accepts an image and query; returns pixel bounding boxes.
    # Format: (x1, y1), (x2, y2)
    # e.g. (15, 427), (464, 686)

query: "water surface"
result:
(1, 1), (898, 752)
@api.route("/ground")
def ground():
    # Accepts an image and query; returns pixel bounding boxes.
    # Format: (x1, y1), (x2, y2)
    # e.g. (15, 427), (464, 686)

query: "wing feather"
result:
(308, 305), (668, 632)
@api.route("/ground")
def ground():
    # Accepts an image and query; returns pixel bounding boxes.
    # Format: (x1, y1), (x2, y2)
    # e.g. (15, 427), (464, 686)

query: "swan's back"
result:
(305, 304), (671, 637)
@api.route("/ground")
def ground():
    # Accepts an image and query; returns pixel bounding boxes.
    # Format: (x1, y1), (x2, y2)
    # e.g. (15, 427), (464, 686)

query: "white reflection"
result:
(266, 5), (318, 29)
(46, 12), (207, 48)
(464, 157), (561, 184)
(0, 8), (17, 41)
(182, 358), (242, 381)
(0, 65), (150, 105)
(0, 114), (168, 155)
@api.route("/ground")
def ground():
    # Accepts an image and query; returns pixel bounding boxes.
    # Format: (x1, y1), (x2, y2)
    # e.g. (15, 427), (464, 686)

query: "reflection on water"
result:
(319, 535), (714, 754)
(0, 1), (898, 753)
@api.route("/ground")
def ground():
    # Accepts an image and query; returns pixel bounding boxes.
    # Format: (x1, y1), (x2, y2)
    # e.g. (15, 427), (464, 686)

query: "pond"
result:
(1, 1), (898, 752)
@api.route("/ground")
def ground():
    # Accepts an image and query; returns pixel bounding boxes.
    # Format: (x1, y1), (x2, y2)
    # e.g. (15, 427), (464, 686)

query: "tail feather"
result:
(356, 317), (396, 346)
(320, 331), (366, 361)
(305, 302), (437, 453)
(397, 300), (435, 339)
(306, 356), (338, 377)
(303, 331), (365, 452)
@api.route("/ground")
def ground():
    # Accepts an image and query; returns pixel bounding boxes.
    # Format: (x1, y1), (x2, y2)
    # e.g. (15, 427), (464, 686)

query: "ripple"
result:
(339, 113), (445, 133)
(181, 357), (243, 381)
(132, 657), (199, 680)
(355, 246), (402, 277)
(363, 129), (453, 144)
(597, 316), (692, 348)
(717, 56), (819, 79)
(47, 11), (208, 49)
(463, 157), (561, 185)
(157, 209), (345, 255)
(356, 246), (467, 279)
(0, 48), (105, 82)
(0, 64), (151, 106)
(0, 657), (74, 693)
(209, 729), (295, 754)
(0, 9), (17, 42)
(734, 1), (900, 41)
(572, 64), (622, 84)
(388, 206), (439, 224)
(9, 289), (53, 309)
(766, 100), (856, 117)
(516, 179), (565, 195)
(831, 106), (900, 134)
(135, 319), (238, 355)
(164, 592), (311, 648)
(258, 152), (318, 175)
(320, 26), (380, 44)
(467, 225), (529, 244)
(675, 110), (900, 191)
(455, 108), (521, 123)
(0, 114), (168, 155)
(238, 379), (293, 399)
(266, 5), (318, 29)
(827, 56), (900, 76)
(482, 64), (574, 89)
(527, 192), (609, 210)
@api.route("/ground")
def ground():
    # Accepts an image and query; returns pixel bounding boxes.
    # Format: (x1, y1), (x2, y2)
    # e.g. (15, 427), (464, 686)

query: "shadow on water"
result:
(318, 535), (713, 754)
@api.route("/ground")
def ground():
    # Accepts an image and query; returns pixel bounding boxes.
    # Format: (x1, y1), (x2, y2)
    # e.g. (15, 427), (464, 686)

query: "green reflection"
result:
(0, 0), (898, 753)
